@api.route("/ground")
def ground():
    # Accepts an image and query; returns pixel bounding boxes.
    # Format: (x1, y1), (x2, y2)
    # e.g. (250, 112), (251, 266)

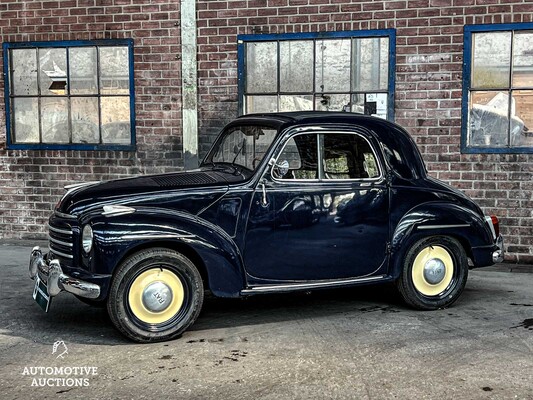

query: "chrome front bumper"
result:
(492, 235), (504, 263)
(29, 246), (100, 299)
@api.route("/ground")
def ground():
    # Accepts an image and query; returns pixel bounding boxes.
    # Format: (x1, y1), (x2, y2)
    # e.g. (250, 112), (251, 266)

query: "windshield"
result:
(206, 125), (278, 171)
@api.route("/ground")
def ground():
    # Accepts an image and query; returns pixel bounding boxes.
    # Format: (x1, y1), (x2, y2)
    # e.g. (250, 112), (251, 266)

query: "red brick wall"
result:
(0, 0), (183, 238)
(0, 0), (531, 263)
(195, 0), (533, 263)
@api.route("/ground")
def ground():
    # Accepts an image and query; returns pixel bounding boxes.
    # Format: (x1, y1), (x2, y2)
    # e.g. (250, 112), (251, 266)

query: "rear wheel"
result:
(107, 248), (203, 342)
(397, 236), (468, 310)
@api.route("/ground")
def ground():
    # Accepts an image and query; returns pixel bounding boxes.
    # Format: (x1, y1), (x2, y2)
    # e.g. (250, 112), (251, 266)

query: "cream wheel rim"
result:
(411, 245), (454, 296)
(128, 268), (185, 324)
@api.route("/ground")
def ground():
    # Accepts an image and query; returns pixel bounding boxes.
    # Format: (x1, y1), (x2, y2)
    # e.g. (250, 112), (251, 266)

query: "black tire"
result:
(397, 236), (468, 310)
(75, 295), (106, 308)
(107, 248), (204, 343)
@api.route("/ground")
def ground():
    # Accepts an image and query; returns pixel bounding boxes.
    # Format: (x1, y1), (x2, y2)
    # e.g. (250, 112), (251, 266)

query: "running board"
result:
(241, 275), (388, 295)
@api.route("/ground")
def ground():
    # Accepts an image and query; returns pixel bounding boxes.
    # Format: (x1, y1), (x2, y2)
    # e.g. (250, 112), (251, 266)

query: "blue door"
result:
(244, 131), (390, 282)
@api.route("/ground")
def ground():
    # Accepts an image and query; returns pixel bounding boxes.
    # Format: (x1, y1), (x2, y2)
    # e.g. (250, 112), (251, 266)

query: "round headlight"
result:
(82, 225), (93, 254)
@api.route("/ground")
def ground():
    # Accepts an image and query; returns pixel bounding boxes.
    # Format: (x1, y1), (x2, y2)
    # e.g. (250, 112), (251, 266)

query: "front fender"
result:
(389, 202), (493, 279)
(84, 207), (245, 299)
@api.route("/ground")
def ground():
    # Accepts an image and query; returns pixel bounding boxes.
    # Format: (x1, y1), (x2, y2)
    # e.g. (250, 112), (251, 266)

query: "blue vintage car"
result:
(29, 112), (504, 342)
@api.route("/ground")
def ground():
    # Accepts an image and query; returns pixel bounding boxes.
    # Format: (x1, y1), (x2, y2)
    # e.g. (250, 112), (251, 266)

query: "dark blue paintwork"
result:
(51, 112), (501, 301)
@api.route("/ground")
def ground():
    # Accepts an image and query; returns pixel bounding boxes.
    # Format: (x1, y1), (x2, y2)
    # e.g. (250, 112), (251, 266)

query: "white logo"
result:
(52, 340), (68, 359)
(22, 341), (98, 388)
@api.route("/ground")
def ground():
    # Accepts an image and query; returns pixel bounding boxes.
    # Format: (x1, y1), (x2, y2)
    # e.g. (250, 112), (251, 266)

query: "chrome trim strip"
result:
(241, 275), (386, 294)
(49, 248), (74, 259)
(102, 205), (136, 217)
(119, 234), (196, 240)
(48, 235), (73, 248)
(64, 181), (100, 190)
(54, 210), (77, 220)
(49, 225), (72, 236)
(417, 224), (470, 230)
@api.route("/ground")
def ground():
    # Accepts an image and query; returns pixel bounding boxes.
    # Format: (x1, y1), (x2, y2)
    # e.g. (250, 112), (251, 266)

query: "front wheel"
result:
(397, 236), (468, 310)
(107, 248), (204, 342)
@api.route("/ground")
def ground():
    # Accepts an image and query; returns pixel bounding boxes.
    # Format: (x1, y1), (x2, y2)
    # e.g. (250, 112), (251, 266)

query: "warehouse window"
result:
(237, 30), (395, 120)
(462, 23), (533, 153)
(3, 39), (135, 150)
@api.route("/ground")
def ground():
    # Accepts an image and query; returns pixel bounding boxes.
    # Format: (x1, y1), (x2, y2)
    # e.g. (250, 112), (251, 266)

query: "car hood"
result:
(57, 168), (243, 216)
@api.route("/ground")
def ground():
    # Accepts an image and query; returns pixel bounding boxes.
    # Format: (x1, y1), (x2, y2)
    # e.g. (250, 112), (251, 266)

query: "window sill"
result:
(461, 145), (533, 154)
(6, 143), (136, 151)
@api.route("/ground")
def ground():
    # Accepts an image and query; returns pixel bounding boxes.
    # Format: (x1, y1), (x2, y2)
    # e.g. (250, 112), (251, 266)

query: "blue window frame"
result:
(237, 30), (396, 121)
(3, 39), (136, 151)
(462, 23), (533, 154)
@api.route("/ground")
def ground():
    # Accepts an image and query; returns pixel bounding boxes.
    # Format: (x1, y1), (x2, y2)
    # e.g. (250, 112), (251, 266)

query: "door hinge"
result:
(386, 242), (392, 254)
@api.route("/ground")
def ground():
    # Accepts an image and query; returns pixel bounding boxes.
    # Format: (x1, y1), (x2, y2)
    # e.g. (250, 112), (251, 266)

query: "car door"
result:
(244, 130), (390, 282)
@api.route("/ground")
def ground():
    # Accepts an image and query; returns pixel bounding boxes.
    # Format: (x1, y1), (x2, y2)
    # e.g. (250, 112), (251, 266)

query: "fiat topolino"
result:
(29, 112), (504, 342)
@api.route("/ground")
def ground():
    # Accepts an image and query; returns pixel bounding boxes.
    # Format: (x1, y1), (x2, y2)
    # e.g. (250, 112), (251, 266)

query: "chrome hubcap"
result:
(423, 258), (446, 284)
(142, 281), (173, 312)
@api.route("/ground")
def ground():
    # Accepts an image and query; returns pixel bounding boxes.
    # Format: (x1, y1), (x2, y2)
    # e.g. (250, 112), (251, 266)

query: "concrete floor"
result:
(0, 243), (532, 400)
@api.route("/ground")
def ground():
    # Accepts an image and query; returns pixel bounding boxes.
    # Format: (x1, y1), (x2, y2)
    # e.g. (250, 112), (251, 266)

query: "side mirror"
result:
(272, 159), (290, 178)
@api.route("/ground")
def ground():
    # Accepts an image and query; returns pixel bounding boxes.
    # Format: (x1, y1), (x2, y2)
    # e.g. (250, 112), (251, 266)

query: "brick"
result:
(0, 0), (531, 262)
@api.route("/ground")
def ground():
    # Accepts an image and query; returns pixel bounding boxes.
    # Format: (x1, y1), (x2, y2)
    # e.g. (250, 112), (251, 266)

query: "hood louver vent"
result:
(151, 173), (217, 188)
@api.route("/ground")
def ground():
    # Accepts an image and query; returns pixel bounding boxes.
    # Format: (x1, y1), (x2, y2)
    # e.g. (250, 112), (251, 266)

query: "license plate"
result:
(33, 277), (51, 312)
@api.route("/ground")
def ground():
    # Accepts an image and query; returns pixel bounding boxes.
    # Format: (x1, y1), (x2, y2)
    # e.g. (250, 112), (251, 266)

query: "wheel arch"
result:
(114, 241), (209, 290)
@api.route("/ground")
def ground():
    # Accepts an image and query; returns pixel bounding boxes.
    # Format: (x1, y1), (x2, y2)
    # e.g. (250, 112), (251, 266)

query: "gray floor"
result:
(0, 243), (532, 399)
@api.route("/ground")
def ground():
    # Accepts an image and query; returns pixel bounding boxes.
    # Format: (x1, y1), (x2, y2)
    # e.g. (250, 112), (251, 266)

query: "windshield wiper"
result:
(231, 138), (246, 166)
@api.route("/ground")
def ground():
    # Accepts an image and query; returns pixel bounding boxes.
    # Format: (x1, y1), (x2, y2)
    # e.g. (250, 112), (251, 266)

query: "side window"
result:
(273, 134), (318, 180)
(323, 134), (379, 180)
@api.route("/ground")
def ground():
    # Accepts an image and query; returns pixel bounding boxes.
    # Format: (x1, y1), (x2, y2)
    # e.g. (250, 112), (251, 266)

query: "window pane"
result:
(512, 32), (533, 88)
(101, 97), (131, 144)
(324, 134), (379, 179)
(351, 94), (365, 114)
(364, 93), (388, 119)
(511, 90), (533, 147)
(472, 32), (511, 89)
(275, 135), (318, 180)
(11, 49), (38, 96)
(39, 48), (67, 96)
(315, 39), (351, 93)
(71, 97), (99, 143)
(41, 98), (69, 143)
(468, 91), (510, 147)
(246, 42), (277, 93)
(246, 95), (278, 113)
(12, 98), (39, 143)
(315, 94), (350, 112)
(70, 47), (98, 94)
(353, 37), (389, 91)
(279, 95), (313, 112)
(99, 46), (130, 95)
(280, 41), (313, 92)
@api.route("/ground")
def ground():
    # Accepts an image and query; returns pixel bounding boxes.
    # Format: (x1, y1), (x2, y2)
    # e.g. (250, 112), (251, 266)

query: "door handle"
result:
(260, 182), (269, 208)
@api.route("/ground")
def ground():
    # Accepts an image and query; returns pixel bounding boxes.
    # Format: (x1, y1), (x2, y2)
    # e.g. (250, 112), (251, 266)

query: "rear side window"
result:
(323, 134), (379, 179)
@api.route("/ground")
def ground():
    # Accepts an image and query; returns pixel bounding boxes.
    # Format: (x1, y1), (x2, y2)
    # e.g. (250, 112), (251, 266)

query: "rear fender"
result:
(389, 202), (493, 279)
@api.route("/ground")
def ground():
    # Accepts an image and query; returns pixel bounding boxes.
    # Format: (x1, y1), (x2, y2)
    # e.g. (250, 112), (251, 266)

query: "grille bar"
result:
(48, 219), (75, 261)
(49, 225), (72, 236)
(48, 235), (73, 248)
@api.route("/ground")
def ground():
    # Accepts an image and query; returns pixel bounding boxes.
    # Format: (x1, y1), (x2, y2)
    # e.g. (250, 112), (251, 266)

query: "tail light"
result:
(490, 215), (500, 238)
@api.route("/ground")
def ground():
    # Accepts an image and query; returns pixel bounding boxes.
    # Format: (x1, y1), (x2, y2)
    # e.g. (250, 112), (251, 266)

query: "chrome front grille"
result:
(48, 221), (74, 260)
